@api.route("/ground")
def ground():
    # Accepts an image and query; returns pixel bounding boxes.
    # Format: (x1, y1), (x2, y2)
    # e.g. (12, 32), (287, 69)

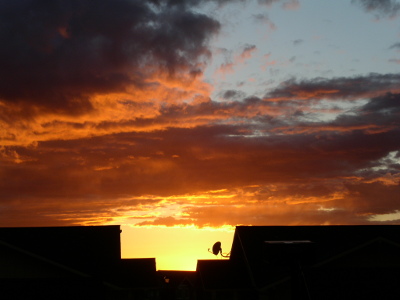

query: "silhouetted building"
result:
(197, 259), (254, 300)
(0, 225), (159, 300)
(196, 225), (400, 300)
(157, 270), (196, 300)
(4, 225), (400, 299)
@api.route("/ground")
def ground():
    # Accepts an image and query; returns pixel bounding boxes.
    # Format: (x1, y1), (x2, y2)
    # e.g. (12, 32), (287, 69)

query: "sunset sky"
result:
(1, 0), (400, 270)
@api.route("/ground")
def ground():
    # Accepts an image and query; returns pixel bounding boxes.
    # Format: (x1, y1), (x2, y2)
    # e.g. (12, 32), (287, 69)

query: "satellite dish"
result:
(212, 241), (222, 255)
(208, 241), (230, 258)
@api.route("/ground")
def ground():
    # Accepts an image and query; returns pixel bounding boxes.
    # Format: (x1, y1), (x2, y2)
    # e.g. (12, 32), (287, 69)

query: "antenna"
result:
(208, 241), (230, 258)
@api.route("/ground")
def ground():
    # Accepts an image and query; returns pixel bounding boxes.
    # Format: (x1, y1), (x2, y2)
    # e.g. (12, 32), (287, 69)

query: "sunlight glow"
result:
(120, 225), (234, 270)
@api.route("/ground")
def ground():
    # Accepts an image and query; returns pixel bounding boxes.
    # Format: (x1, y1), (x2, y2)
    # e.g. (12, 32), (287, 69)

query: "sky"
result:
(1, 0), (400, 270)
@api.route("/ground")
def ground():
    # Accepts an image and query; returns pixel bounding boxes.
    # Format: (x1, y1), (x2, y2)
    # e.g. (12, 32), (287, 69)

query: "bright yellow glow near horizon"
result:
(120, 225), (235, 270)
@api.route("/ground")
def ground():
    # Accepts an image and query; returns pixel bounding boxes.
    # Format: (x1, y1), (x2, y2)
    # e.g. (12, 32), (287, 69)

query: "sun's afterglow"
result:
(120, 225), (234, 270)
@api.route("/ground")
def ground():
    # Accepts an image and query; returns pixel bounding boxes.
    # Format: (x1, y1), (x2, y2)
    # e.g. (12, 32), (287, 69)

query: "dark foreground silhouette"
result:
(1, 225), (400, 300)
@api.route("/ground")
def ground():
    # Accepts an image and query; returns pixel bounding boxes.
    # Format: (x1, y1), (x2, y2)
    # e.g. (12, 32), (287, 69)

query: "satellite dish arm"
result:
(220, 249), (231, 258)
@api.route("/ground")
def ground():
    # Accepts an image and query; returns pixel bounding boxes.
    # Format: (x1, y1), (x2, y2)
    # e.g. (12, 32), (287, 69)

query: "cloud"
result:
(133, 179), (400, 227)
(352, 0), (400, 19)
(389, 42), (400, 49)
(215, 44), (257, 77)
(2, 84), (399, 226)
(282, 0), (300, 10)
(265, 73), (400, 101)
(0, 0), (220, 114)
(137, 216), (194, 227)
(0, 1), (399, 228)
(0, 0), (224, 147)
(270, 91), (400, 135)
(257, 0), (281, 6)
(261, 53), (277, 71)
(216, 62), (236, 76)
(252, 13), (277, 30)
(258, 0), (300, 10)
(218, 89), (247, 100)
(238, 44), (257, 62)
(293, 39), (304, 46)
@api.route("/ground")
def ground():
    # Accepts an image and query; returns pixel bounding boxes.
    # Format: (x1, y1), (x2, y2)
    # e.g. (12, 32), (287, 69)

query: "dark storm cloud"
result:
(0, 0), (220, 113)
(265, 73), (400, 101)
(352, 0), (400, 18)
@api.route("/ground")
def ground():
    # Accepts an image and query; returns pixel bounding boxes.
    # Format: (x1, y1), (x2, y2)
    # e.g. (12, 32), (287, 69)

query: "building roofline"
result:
(0, 239), (91, 278)
(236, 230), (257, 288)
(260, 235), (400, 291)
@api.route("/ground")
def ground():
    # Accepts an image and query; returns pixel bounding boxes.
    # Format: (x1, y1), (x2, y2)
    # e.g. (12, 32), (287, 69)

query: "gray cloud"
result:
(352, 0), (400, 18)
(265, 73), (400, 101)
(293, 39), (304, 46)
